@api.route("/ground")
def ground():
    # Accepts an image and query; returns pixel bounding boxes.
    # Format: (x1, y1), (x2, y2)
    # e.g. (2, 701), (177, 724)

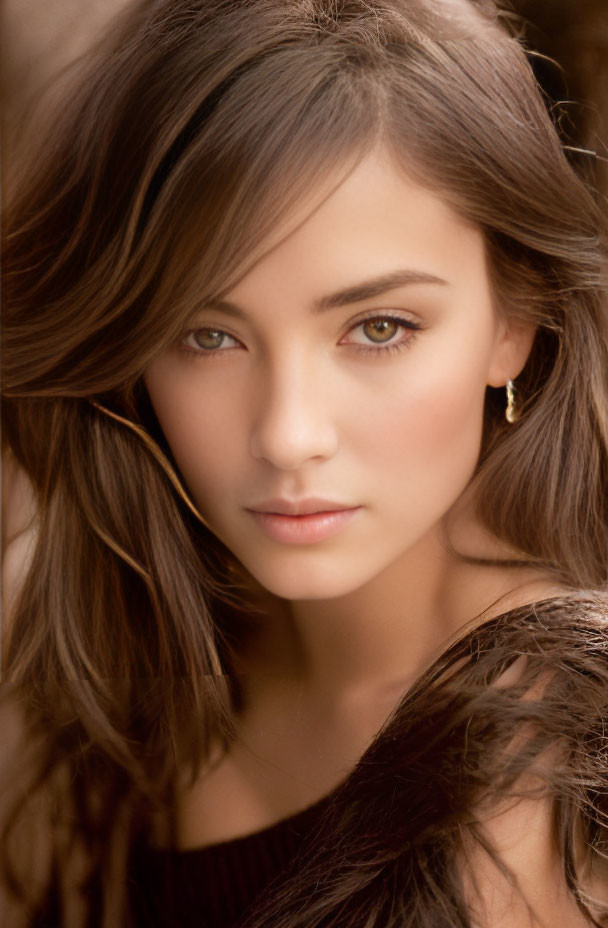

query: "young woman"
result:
(2, 0), (607, 926)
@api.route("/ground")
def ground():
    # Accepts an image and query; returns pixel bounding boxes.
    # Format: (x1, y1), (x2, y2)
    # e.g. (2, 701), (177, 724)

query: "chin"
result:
(243, 556), (369, 602)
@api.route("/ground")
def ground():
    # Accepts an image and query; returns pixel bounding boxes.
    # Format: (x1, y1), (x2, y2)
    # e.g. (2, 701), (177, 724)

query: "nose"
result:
(249, 355), (339, 470)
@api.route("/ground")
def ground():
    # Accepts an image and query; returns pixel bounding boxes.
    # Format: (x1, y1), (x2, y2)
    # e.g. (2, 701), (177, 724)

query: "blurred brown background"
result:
(1, 0), (128, 193)
(513, 0), (608, 194)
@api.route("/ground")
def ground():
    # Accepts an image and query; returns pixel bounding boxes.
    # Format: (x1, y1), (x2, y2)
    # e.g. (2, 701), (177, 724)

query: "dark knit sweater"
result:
(31, 593), (608, 928)
(128, 793), (333, 928)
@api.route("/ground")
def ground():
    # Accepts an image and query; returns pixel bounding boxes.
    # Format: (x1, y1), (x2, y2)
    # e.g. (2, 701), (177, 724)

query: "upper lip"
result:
(248, 498), (358, 516)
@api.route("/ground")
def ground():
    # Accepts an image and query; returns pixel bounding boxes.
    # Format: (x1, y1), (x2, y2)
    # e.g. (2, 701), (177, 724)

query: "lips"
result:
(247, 497), (357, 516)
(247, 506), (361, 544)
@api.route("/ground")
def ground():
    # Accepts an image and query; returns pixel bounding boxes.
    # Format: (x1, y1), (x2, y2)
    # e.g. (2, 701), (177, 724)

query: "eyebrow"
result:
(202, 268), (449, 319)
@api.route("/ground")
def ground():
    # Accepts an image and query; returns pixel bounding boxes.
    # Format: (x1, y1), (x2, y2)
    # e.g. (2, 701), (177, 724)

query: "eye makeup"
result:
(177, 311), (423, 359)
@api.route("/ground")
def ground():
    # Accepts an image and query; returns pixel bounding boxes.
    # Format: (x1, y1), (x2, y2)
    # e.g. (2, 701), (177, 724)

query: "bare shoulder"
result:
(459, 788), (605, 928)
(458, 623), (608, 928)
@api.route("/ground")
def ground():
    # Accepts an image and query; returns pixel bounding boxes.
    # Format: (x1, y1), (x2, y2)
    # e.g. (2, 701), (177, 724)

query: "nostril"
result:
(249, 401), (339, 469)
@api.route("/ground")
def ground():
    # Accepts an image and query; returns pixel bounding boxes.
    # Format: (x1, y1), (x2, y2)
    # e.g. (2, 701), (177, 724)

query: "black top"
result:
(128, 792), (334, 927)
(32, 592), (607, 928)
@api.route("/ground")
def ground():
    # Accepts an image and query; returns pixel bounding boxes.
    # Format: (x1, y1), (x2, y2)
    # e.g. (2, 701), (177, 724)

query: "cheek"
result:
(144, 363), (241, 495)
(354, 348), (489, 491)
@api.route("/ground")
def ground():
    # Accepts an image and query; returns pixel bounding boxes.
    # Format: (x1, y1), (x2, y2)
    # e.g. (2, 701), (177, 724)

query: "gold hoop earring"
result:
(505, 380), (519, 424)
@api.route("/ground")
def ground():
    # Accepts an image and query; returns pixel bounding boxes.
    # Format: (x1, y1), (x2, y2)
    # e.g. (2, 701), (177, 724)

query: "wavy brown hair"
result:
(2, 0), (607, 926)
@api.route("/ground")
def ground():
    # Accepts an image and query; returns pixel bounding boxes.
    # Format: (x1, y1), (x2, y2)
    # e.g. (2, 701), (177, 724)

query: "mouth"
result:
(248, 497), (357, 516)
(246, 506), (361, 544)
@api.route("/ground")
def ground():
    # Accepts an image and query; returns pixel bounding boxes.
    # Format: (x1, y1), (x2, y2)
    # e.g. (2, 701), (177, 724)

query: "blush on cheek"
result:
(428, 377), (486, 457)
(380, 370), (487, 497)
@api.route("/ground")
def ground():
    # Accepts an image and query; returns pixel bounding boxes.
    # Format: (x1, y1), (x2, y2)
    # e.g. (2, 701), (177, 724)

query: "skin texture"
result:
(146, 149), (501, 598)
(144, 145), (542, 696)
(143, 148), (573, 866)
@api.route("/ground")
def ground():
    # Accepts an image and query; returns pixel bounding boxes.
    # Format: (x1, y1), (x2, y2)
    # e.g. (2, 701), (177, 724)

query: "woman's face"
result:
(144, 147), (527, 601)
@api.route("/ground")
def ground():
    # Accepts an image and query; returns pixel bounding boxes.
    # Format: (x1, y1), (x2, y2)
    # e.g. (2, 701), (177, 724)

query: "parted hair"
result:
(1, 1), (607, 926)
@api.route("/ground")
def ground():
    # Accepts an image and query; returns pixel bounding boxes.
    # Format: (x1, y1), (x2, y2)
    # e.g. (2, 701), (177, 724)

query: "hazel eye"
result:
(344, 314), (422, 354)
(360, 318), (401, 343)
(182, 328), (240, 352)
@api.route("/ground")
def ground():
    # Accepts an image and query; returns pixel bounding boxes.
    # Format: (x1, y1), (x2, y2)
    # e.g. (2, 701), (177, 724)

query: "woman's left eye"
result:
(342, 314), (422, 355)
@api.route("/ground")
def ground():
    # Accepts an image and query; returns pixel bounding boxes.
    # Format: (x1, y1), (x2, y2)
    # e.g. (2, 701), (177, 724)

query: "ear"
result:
(486, 317), (537, 388)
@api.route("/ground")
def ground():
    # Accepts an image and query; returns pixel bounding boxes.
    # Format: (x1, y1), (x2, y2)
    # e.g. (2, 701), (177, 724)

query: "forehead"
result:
(223, 146), (488, 312)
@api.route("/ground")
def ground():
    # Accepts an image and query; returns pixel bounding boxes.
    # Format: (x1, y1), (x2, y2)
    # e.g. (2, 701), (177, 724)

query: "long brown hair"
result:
(2, 1), (607, 926)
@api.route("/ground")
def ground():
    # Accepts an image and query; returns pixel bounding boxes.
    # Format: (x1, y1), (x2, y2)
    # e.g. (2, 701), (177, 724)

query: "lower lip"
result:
(248, 508), (361, 544)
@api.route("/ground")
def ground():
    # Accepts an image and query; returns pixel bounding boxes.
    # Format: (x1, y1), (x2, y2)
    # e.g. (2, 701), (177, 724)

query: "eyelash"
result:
(351, 314), (421, 357)
(178, 313), (422, 359)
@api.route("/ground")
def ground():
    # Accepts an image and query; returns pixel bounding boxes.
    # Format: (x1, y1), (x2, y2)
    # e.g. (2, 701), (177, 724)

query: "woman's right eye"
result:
(180, 327), (241, 354)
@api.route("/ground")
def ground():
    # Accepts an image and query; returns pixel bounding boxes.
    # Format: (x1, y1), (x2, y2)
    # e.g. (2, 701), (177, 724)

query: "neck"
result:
(238, 518), (561, 707)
